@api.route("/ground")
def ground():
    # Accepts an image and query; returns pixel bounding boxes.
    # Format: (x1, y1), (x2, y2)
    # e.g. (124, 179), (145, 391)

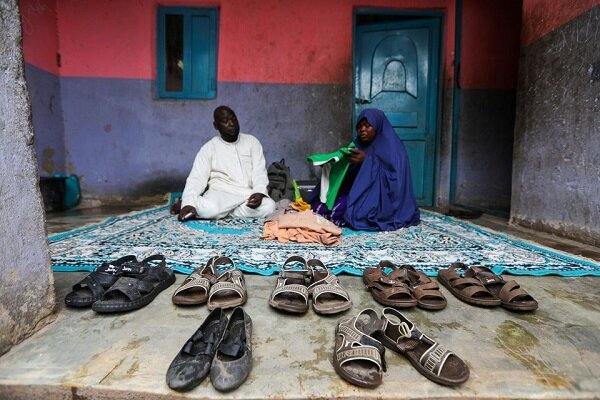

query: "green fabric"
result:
(307, 143), (355, 209)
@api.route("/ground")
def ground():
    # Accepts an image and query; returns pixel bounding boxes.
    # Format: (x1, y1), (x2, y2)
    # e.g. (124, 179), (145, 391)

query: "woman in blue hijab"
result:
(345, 108), (420, 231)
(311, 108), (420, 231)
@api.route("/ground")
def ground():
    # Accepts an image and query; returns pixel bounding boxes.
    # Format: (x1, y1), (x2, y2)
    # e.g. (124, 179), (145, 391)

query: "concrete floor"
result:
(0, 205), (599, 399)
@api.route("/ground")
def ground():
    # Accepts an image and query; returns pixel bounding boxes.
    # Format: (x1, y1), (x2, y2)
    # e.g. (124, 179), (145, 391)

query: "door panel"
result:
(354, 18), (440, 206)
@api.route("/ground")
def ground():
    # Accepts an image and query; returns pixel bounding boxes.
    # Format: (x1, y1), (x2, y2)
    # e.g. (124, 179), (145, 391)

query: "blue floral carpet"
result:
(49, 205), (600, 277)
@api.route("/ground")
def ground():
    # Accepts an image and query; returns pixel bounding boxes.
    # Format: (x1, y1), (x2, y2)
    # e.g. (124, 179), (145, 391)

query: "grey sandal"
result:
(207, 257), (247, 311)
(333, 308), (386, 388)
(172, 256), (217, 306)
(307, 259), (352, 315)
(268, 255), (310, 313)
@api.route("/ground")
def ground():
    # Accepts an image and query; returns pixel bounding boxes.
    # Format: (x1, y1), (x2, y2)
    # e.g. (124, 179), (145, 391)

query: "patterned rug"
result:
(49, 204), (600, 277)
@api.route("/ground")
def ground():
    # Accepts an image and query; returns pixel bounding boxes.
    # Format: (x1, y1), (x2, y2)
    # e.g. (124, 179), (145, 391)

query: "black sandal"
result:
(92, 255), (175, 313)
(64, 255), (139, 307)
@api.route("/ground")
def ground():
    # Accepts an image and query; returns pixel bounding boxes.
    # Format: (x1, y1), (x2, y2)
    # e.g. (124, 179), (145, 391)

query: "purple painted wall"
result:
(25, 64), (65, 176)
(60, 78), (351, 199)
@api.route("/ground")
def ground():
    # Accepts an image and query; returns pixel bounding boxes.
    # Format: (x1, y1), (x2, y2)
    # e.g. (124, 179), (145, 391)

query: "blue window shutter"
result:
(157, 7), (218, 99)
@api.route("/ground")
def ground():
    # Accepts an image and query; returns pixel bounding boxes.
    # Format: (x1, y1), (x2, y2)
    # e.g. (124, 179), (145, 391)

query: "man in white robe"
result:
(176, 106), (276, 220)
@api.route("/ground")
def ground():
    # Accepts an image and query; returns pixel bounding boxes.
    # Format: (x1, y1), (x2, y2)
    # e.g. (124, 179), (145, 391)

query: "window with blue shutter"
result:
(157, 7), (218, 99)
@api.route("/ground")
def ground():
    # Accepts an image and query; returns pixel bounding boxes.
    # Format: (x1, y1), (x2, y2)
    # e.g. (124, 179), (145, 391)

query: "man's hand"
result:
(347, 147), (366, 164)
(246, 193), (266, 209)
(178, 205), (198, 221)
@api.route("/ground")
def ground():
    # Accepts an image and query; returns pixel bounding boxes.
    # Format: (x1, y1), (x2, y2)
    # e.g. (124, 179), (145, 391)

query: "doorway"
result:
(353, 12), (443, 207)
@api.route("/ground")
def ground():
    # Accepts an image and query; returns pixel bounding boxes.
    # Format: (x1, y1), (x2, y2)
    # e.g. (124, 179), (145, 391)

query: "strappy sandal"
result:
(65, 255), (138, 307)
(396, 265), (447, 311)
(92, 255), (176, 313)
(207, 256), (247, 311)
(172, 256), (218, 306)
(333, 309), (387, 388)
(268, 255), (311, 314)
(437, 263), (501, 307)
(307, 259), (352, 315)
(376, 307), (469, 386)
(363, 261), (417, 308)
(465, 266), (538, 311)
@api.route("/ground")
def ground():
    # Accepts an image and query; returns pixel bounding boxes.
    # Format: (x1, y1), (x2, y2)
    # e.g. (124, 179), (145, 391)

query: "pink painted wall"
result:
(460, 0), (521, 89)
(22, 0), (456, 86)
(20, 0), (59, 75)
(521, 0), (599, 46)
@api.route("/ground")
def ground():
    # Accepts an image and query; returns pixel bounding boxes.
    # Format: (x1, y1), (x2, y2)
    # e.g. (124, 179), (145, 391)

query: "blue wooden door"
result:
(354, 18), (440, 206)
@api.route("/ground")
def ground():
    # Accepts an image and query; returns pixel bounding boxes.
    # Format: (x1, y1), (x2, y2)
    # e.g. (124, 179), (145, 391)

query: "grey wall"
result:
(0, 0), (55, 356)
(25, 64), (65, 176)
(511, 5), (600, 246)
(455, 90), (516, 212)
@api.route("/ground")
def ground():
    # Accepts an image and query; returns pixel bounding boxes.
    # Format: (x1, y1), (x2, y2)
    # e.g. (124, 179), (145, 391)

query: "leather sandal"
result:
(268, 255), (311, 314)
(376, 307), (469, 386)
(465, 266), (538, 311)
(172, 256), (218, 306)
(333, 308), (387, 388)
(207, 257), (247, 311)
(166, 308), (228, 392)
(92, 255), (175, 313)
(437, 263), (501, 307)
(363, 261), (417, 308)
(307, 258), (352, 315)
(64, 255), (138, 307)
(397, 265), (447, 310)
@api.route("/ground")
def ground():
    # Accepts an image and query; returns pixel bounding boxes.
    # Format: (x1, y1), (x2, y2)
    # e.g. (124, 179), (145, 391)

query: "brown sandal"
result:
(207, 257), (247, 310)
(307, 259), (352, 315)
(376, 308), (469, 386)
(437, 263), (501, 307)
(465, 266), (538, 311)
(333, 309), (386, 388)
(268, 255), (310, 313)
(363, 261), (417, 308)
(172, 256), (217, 306)
(397, 265), (447, 310)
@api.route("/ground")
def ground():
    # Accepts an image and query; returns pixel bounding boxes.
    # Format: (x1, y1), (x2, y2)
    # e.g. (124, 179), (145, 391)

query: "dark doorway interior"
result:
(451, 0), (523, 217)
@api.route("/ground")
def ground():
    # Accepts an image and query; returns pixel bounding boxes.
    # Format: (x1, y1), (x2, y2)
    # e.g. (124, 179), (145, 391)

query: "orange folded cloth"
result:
(261, 210), (342, 246)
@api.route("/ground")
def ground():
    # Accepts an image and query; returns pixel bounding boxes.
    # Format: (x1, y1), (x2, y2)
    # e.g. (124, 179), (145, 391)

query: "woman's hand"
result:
(347, 148), (366, 164)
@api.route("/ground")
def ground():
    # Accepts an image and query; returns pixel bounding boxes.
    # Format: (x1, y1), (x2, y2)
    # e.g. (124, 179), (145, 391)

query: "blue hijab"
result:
(344, 109), (420, 231)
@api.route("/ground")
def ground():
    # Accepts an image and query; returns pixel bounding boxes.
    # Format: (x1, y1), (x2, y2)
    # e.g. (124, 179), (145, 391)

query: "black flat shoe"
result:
(166, 308), (228, 392)
(210, 307), (253, 391)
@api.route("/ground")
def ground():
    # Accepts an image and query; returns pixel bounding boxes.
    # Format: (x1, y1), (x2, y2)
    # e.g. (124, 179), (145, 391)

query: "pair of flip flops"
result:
(268, 255), (352, 315)
(438, 263), (538, 311)
(333, 308), (469, 388)
(363, 261), (447, 311)
(172, 256), (247, 310)
(167, 307), (253, 392)
(64, 254), (175, 313)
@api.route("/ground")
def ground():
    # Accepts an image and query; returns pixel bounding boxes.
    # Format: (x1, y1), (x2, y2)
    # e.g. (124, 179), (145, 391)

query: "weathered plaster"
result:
(0, 0), (55, 356)
(511, 5), (600, 246)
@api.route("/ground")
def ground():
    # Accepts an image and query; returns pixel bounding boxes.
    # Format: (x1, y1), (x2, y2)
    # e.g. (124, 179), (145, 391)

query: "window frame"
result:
(156, 6), (219, 99)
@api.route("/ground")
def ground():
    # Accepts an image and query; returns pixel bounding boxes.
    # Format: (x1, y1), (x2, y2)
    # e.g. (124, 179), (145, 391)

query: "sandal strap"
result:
(367, 281), (412, 300)
(103, 276), (153, 301)
(271, 281), (309, 300)
(498, 280), (532, 302)
(173, 272), (211, 296)
(420, 341), (454, 376)
(209, 270), (245, 302)
(312, 283), (351, 301)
